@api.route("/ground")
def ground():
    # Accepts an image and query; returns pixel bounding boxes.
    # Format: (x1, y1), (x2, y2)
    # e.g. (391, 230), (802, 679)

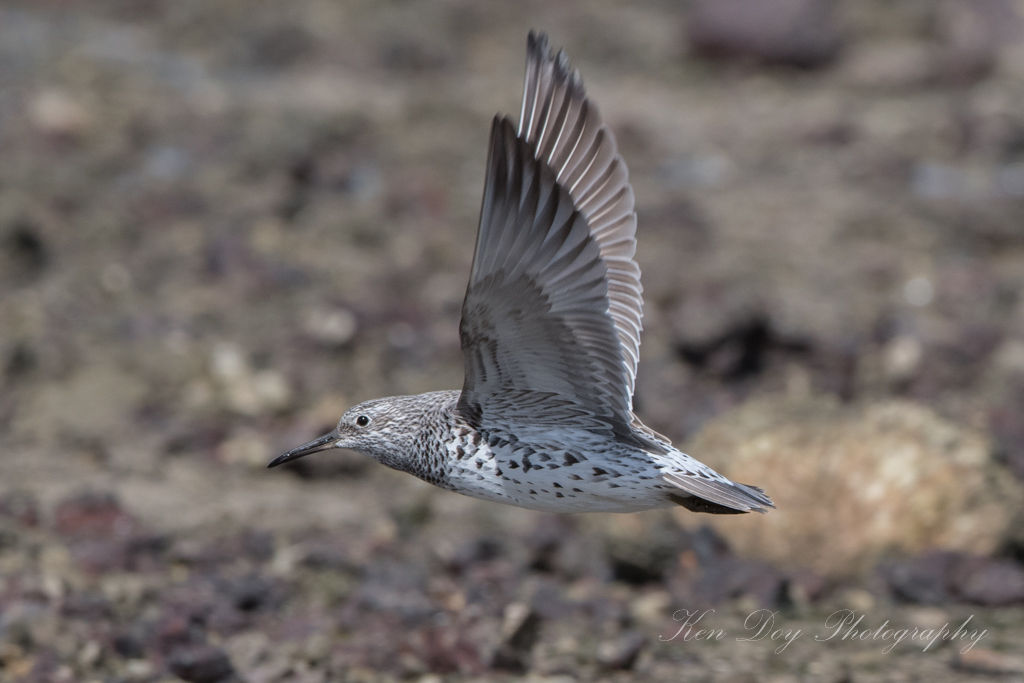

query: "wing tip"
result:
(527, 30), (550, 62)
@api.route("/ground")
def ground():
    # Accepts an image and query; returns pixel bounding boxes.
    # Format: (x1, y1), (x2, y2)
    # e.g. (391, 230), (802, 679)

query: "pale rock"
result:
(12, 365), (146, 445)
(678, 397), (1024, 577)
(954, 648), (1024, 675)
(839, 41), (935, 90)
(302, 307), (357, 346)
(27, 90), (92, 137)
(209, 342), (292, 416)
(882, 335), (923, 382)
(218, 429), (272, 468)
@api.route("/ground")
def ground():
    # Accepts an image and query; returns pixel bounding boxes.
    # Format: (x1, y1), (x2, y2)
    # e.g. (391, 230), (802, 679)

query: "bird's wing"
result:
(518, 32), (642, 400)
(457, 33), (652, 448)
(457, 116), (634, 439)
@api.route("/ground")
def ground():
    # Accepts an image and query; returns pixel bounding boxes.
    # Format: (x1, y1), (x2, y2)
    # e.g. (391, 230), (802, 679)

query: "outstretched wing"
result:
(457, 117), (635, 440)
(519, 32), (643, 401)
(456, 33), (647, 445)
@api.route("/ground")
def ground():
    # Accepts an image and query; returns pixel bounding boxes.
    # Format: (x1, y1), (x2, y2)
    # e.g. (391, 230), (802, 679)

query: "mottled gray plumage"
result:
(270, 32), (774, 515)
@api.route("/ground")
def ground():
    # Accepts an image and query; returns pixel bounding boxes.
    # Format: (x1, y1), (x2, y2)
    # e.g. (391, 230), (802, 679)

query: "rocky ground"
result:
(2, 0), (1024, 681)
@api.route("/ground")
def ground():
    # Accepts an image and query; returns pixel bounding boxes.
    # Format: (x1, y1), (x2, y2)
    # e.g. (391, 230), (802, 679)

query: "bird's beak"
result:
(268, 431), (338, 468)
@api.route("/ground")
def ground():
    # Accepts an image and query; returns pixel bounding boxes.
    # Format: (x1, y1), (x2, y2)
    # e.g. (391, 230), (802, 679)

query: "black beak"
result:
(268, 431), (338, 468)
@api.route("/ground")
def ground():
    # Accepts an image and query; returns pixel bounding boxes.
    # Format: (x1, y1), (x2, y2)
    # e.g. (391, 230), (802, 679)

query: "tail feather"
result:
(662, 470), (774, 514)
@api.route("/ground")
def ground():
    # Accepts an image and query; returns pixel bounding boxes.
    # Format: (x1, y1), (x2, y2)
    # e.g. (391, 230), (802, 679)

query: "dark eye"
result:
(356, 415), (370, 427)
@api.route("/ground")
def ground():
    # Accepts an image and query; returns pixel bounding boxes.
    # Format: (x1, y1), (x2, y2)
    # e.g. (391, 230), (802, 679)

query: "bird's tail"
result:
(658, 457), (775, 514)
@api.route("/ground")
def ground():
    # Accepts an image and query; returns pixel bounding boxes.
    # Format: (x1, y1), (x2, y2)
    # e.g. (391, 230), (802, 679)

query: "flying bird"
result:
(270, 32), (774, 515)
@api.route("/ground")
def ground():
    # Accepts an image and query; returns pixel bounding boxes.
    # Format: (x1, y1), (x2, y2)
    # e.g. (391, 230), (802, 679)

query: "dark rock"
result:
(526, 518), (608, 581)
(168, 645), (235, 683)
(125, 533), (172, 563)
(957, 559), (1024, 606)
(247, 24), (316, 70)
(529, 579), (578, 622)
(60, 592), (113, 621)
(689, 526), (733, 565)
(605, 519), (689, 585)
(696, 558), (787, 607)
(447, 536), (504, 574)
(53, 491), (136, 539)
(223, 575), (276, 612)
(415, 625), (485, 676)
(113, 633), (146, 659)
(3, 344), (37, 382)
(300, 541), (357, 572)
(992, 396), (1024, 481)
(936, 0), (1024, 85)
(673, 301), (811, 383)
(2, 219), (48, 280)
(152, 606), (209, 656)
(380, 35), (451, 73)
(0, 491), (39, 527)
(356, 560), (436, 623)
(491, 604), (541, 673)
(687, 0), (842, 69)
(206, 601), (250, 637)
(66, 530), (167, 574)
(239, 530), (276, 563)
(883, 552), (1024, 606)
(882, 551), (962, 605)
(596, 631), (647, 670)
(785, 566), (828, 603)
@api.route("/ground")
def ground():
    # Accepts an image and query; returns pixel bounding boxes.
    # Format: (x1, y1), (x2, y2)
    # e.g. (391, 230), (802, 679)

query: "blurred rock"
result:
(526, 518), (608, 581)
(694, 557), (786, 607)
(54, 492), (135, 539)
(60, 592), (113, 621)
(986, 340), (1024, 480)
(629, 591), (673, 625)
(222, 574), (278, 613)
(839, 41), (935, 90)
(27, 89), (91, 138)
(936, 0), (1024, 85)
(247, 24), (316, 70)
(143, 146), (192, 182)
(602, 515), (684, 585)
(882, 551), (961, 605)
(687, 0), (842, 68)
(302, 306), (357, 347)
(13, 365), (146, 446)
(209, 342), (292, 416)
(786, 566), (827, 604)
(953, 648), (1024, 675)
(659, 155), (735, 190)
(217, 429), (272, 468)
(958, 559), (1024, 606)
(911, 164), (990, 201)
(113, 633), (146, 659)
(168, 645), (235, 683)
(882, 335), (923, 383)
(681, 397), (1024, 577)
(491, 603), (540, 673)
(0, 491), (39, 527)
(596, 631), (646, 670)
(2, 220), (48, 281)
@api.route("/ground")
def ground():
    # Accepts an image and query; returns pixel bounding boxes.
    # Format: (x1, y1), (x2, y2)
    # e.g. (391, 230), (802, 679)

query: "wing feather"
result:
(458, 118), (635, 438)
(459, 34), (663, 455)
(519, 33), (643, 399)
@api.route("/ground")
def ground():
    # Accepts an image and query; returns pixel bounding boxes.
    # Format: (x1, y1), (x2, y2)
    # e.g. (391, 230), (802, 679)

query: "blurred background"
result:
(2, 0), (1024, 681)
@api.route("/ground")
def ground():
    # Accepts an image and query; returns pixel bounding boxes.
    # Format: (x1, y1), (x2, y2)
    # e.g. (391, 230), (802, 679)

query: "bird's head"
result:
(268, 395), (426, 471)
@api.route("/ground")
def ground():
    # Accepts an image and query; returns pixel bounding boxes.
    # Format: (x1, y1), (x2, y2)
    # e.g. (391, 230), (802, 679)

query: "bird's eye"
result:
(356, 415), (370, 427)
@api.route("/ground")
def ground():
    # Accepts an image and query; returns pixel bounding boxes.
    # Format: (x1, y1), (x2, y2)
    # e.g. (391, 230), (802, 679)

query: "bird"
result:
(269, 32), (774, 515)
